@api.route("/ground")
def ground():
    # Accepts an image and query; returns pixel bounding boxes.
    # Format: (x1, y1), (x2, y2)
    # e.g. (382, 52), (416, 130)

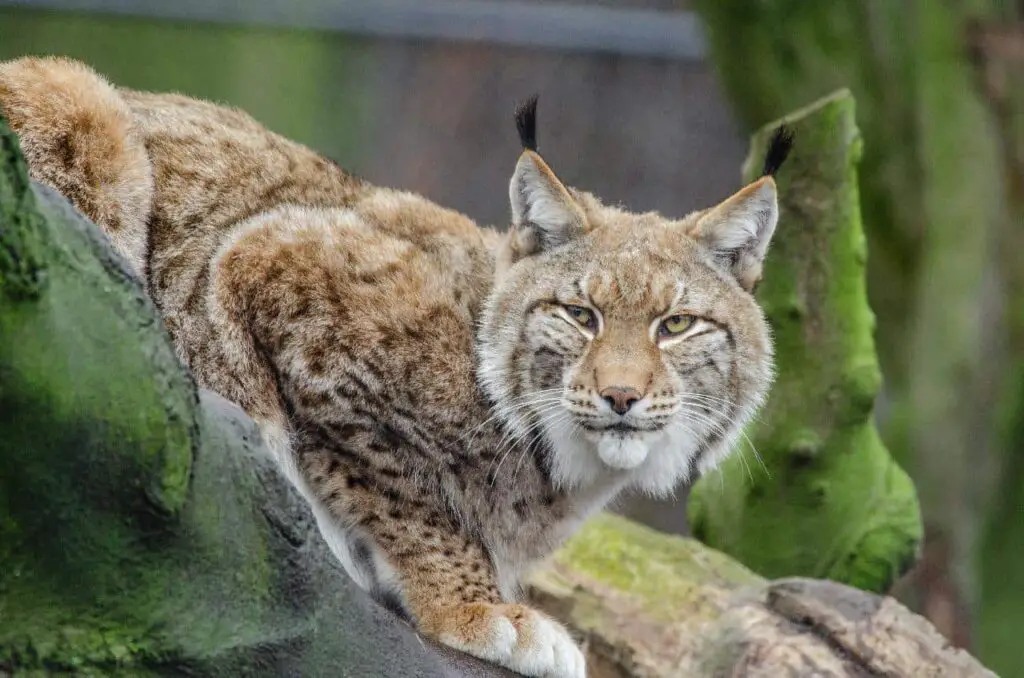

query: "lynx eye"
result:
(658, 314), (695, 338)
(563, 305), (598, 332)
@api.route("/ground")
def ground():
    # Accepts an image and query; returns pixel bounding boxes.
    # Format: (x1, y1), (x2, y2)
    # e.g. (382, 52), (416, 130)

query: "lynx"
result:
(0, 56), (791, 678)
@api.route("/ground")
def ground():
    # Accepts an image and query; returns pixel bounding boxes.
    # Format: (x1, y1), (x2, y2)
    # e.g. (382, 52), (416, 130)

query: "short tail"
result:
(0, 56), (153, 281)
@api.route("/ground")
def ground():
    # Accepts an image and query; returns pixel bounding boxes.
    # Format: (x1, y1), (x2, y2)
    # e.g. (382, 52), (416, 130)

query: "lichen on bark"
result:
(687, 91), (922, 594)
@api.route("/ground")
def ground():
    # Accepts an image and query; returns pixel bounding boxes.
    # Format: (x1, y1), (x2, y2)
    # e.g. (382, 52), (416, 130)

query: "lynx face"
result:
(479, 104), (780, 496)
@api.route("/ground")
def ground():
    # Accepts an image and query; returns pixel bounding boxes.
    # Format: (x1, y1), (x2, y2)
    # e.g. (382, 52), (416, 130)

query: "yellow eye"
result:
(564, 305), (597, 331)
(659, 314), (694, 337)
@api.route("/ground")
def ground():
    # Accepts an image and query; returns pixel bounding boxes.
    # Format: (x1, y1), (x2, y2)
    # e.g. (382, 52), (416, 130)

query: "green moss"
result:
(1, 621), (166, 674)
(0, 117), (45, 299)
(552, 513), (762, 622)
(0, 120), (313, 673)
(687, 91), (922, 594)
(0, 120), (199, 670)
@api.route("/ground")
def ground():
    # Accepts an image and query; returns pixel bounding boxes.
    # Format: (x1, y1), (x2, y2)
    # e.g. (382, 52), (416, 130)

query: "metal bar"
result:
(0, 0), (708, 61)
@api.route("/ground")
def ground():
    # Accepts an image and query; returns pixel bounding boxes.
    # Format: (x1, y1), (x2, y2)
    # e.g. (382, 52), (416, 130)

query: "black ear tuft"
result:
(762, 124), (795, 177)
(515, 95), (539, 152)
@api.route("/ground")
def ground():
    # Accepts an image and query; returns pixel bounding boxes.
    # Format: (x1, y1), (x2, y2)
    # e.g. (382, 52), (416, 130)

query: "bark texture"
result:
(687, 90), (922, 594)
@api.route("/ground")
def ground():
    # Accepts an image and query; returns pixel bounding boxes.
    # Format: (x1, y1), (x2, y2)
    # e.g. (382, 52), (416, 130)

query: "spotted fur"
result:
(0, 57), (786, 678)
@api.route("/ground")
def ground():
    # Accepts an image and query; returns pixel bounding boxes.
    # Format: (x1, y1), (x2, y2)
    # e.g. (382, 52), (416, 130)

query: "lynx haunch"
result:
(0, 57), (791, 678)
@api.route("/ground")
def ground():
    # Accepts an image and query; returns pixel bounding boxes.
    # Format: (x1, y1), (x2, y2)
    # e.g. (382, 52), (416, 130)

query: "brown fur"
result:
(0, 57), (784, 678)
(0, 57), (153, 278)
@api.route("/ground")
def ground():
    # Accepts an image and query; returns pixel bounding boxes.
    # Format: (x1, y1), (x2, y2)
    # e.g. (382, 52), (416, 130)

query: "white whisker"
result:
(677, 399), (767, 481)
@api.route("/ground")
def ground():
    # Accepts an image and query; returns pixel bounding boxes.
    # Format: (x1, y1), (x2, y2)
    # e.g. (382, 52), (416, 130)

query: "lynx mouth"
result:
(580, 420), (663, 435)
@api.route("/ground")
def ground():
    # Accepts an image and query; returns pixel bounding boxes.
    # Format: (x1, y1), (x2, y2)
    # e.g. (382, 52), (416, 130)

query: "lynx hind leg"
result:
(301, 448), (586, 678)
(0, 56), (153, 281)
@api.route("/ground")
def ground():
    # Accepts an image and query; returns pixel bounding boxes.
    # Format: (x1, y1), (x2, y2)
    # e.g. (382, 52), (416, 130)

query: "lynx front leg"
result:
(302, 447), (585, 677)
(377, 519), (586, 678)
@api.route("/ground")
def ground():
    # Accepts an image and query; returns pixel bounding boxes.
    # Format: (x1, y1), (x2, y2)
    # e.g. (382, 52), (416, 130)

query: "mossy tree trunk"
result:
(687, 91), (921, 594)
(692, 0), (1017, 662)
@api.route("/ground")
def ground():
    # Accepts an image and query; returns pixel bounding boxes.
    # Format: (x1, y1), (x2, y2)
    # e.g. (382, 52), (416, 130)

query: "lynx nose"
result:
(600, 386), (641, 415)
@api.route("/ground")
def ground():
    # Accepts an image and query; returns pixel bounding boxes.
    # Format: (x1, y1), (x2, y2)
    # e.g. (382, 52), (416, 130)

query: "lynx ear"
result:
(508, 96), (586, 256)
(509, 151), (586, 252)
(689, 124), (793, 291)
(688, 176), (779, 291)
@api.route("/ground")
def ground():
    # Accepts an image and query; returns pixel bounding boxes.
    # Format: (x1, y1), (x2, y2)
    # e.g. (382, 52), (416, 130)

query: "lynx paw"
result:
(427, 602), (585, 678)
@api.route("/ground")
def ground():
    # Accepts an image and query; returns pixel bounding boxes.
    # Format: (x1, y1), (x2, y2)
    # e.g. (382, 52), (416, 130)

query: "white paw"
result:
(507, 611), (586, 678)
(436, 603), (586, 678)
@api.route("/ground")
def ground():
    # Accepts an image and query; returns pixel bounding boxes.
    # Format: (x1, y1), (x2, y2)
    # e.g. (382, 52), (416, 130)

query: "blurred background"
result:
(0, 0), (1020, 674)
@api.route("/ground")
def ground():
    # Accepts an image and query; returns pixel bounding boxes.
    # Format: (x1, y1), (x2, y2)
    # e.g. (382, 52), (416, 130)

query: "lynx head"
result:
(478, 97), (792, 496)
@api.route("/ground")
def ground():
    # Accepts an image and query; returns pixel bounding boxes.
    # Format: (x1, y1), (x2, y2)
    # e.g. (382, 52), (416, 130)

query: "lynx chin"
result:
(0, 57), (792, 678)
